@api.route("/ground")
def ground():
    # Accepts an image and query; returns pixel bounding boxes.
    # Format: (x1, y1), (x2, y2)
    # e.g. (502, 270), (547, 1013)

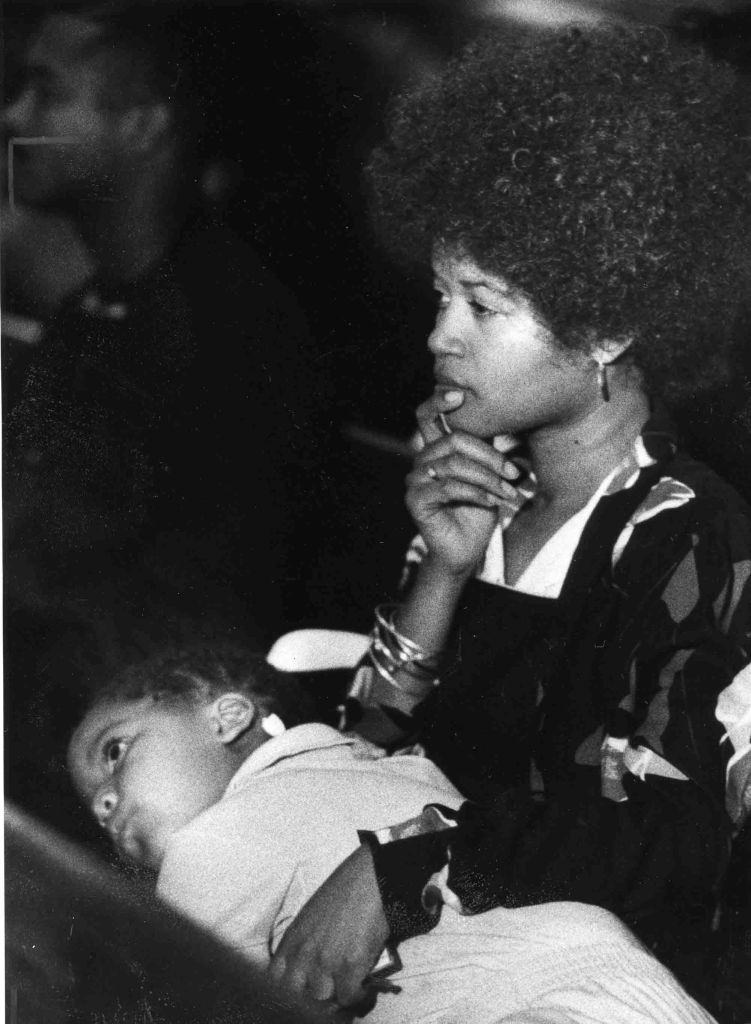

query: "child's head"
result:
(68, 646), (316, 871)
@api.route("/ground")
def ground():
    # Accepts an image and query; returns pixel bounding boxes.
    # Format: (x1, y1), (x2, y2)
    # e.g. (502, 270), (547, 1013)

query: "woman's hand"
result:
(408, 390), (521, 577)
(269, 845), (389, 1008)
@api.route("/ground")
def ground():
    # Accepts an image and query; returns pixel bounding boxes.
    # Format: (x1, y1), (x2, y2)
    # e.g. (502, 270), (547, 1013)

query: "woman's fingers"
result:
(407, 462), (517, 506)
(407, 401), (524, 572)
(414, 394), (522, 488)
(493, 433), (520, 455)
(408, 479), (505, 512)
(415, 433), (521, 487)
(416, 390), (464, 445)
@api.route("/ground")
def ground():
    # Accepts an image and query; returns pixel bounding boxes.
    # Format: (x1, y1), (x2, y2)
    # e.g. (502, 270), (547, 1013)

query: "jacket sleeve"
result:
(373, 775), (727, 955)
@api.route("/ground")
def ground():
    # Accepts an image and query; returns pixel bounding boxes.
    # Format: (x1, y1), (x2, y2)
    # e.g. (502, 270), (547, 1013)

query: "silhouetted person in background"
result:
(2, 1), (328, 838)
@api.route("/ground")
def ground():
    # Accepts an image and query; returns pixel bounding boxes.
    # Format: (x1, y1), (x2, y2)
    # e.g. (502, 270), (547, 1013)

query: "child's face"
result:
(68, 696), (239, 871)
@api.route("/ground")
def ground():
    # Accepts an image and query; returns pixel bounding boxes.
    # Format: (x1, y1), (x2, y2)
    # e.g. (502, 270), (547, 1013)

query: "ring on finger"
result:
(426, 465), (440, 481)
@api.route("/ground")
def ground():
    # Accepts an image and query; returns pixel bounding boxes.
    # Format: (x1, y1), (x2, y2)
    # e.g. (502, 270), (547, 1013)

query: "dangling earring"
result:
(597, 359), (610, 402)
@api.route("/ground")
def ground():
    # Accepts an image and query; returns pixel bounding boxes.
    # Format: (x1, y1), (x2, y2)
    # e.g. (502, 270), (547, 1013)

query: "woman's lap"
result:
(368, 902), (715, 1024)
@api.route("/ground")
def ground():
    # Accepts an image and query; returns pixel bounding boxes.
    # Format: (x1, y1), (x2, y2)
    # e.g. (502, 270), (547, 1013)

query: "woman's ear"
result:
(209, 693), (256, 744)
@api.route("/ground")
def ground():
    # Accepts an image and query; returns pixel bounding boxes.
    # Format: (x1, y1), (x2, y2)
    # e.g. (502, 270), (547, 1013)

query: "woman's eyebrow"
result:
(459, 277), (511, 294)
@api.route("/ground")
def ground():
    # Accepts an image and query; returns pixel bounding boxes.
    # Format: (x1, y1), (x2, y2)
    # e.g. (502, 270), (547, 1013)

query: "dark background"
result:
(3, 0), (751, 832)
(3, 2), (751, 1022)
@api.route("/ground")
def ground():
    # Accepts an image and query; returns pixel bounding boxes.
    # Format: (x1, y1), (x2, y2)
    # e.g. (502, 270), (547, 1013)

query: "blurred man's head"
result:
(3, 4), (196, 211)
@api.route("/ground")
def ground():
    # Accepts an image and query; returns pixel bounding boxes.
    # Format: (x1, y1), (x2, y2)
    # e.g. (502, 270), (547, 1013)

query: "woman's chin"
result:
(448, 408), (513, 441)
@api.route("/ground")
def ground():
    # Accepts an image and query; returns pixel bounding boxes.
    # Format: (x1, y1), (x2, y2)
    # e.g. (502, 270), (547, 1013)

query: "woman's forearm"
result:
(350, 555), (472, 746)
(393, 554), (471, 663)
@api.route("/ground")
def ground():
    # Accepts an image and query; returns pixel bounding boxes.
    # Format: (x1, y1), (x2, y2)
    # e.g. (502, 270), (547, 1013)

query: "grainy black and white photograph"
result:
(3, 1), (751, 1021)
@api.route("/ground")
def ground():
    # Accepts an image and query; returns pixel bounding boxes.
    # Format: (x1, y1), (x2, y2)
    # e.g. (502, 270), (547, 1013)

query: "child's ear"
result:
(208, 693), (256, 744)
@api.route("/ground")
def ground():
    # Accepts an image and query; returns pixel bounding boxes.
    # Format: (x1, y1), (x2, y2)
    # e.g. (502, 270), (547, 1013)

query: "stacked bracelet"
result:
(367, 604), (442, 695)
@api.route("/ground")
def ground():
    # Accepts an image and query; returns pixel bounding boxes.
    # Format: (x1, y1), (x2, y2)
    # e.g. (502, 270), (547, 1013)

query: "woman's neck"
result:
(526, 383), (651, 512)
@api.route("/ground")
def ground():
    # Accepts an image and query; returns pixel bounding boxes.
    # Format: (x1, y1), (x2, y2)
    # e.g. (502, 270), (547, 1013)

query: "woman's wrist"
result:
(369, 603), (442, 693)
(389, 553), (471, 665)
(419, 549), (477, 587)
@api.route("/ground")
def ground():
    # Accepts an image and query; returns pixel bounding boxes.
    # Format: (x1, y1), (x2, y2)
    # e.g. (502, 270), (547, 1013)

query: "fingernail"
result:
(493, 434), (518, 453)
(505, 462), (521, 479)
(443, 390), (463, 404)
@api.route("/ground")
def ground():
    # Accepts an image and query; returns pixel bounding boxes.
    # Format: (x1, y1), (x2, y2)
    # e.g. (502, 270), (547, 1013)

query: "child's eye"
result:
(104, 738), (129, 771)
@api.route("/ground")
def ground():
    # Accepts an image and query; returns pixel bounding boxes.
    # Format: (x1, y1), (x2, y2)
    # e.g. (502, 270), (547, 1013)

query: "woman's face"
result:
(429, 250), (595, 439)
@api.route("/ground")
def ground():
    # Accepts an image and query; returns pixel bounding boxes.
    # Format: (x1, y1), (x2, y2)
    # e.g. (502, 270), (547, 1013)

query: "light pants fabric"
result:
(368, 902), (716, 1024)
(157, 729), (713, 1024)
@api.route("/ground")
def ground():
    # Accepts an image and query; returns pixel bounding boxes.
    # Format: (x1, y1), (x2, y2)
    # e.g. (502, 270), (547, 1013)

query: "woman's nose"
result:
(3, 89), (34, 136)
(427, 305), (464, 357)
(92, 784), (118, 828)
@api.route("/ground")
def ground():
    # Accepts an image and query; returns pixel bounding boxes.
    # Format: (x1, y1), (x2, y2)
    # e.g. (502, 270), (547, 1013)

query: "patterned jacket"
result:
(348, 414), (751, 989)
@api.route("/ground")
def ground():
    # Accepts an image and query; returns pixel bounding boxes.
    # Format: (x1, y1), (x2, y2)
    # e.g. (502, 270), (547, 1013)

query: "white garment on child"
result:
(157, 724), (716, 1024)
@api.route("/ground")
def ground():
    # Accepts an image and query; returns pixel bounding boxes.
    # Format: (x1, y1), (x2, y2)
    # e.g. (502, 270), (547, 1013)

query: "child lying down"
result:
(68, 647), (716, 1024)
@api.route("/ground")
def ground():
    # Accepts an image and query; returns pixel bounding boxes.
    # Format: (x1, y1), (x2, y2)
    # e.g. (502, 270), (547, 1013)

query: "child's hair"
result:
(86, 644), (318, 730)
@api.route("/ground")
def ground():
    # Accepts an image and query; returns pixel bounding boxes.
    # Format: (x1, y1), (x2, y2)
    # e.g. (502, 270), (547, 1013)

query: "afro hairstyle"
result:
(367, 25), (751, 405)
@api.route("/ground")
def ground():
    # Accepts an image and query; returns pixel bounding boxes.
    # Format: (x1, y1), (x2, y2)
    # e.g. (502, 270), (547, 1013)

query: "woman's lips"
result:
(434, 377), (469, 392)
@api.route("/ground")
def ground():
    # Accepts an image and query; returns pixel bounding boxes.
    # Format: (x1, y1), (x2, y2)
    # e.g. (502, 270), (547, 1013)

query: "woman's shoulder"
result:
(634, 410), (750, 524)
(660, 448), (751, 529)
(613, 447), (751, 581)
(598, 451), (751, 656)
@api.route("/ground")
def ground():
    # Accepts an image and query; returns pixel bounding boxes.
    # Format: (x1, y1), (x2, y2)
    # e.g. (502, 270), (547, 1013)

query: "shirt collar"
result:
(226, 723), (355, 795)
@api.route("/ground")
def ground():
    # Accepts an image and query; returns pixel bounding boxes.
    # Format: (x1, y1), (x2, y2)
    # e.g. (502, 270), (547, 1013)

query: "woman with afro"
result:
(271, 24), (751, 1019)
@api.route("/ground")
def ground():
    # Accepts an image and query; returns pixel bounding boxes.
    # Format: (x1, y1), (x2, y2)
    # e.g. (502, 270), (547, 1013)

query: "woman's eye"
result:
(104, 739), (129, 771)
(469, 300), (495, 318)
(434, 290), (449, 309)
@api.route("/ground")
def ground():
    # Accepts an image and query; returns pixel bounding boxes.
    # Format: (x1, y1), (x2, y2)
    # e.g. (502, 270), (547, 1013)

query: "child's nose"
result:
(92, 784), (118, 828)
